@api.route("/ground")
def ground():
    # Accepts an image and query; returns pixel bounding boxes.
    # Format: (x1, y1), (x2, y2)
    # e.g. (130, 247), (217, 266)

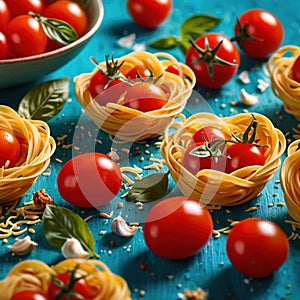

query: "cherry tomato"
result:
(48, 273), (98, 300)
(6, 15), (47, 58)
(233, 9), (283, 59)
(122, 82), (168, 112)
(143, 196), (213, 259)
(125, 65), (151, 81)
(44, 0), (88, 37)
(0, 31), (9, 59)
(0, 0), (10, 32)
(225, 142), (265, 173)
(164, 64), (180, 76)
(226, 218), (289, 278)
(57, 153), (122, 208)
(0, 127), (21, 168)
(127, 0), (172, 29)
(185, 33), (240, 89)
(191, 125), (226, 145)
(291, 55), (300, 83)
(88, 71), (127, 105)
(6, 0), (44, 18)
(182, 142), (227, 175)
(11, 291), (49, 300)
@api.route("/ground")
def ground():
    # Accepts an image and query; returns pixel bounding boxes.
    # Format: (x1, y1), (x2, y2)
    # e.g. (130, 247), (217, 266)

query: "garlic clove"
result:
(111, 215), (139, 237)
(61, 238), (90, 259)
(240, 88), (259, 106)
(7, 236), (37, 255)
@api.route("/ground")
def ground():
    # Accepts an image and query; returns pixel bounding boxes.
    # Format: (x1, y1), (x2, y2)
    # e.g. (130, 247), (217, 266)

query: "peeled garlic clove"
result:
(240, 88), (259, 106)
(7, 236), (37, 255)
(111, 215), (139, 237)
(61, 238), (90, 259)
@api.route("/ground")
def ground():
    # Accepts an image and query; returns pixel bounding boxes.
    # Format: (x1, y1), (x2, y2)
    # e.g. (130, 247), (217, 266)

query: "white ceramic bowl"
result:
(0, 0), (104, 89)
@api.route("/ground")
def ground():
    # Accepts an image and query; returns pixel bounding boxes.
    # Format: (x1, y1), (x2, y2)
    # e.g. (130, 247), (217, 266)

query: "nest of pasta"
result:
(0, 259), (131, 300)
(160, 113), (286, 206)
(268, 45), (300, 120)
(280, 139), (300, 222)
(0, 105), (56, 205)
(74, 51), (195, 142)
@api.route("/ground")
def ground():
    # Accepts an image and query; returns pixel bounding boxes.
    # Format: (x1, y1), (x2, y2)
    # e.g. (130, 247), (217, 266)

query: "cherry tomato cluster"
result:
(0, 0), (88, 59)
(142, 198), (289, 278)
(88, 56), (179, 113)
(185, 9), (284, 89)
(11, 267), (99, 300)
(182, 115), (267, 175)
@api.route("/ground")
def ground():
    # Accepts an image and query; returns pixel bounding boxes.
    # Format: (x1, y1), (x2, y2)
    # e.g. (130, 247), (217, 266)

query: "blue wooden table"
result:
(1, 0), (300, 299)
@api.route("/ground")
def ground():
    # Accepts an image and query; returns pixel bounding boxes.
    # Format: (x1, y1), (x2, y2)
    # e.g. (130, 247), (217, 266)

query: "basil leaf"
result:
(181, 15), (221, 37)
(30, 12), (78, 45)
(17, 78), (69, 121)
(149, 36), (179, 49)
(178, 37), (191, 55)
(43, 205), (99, 258)
(127, 172), (169, 203)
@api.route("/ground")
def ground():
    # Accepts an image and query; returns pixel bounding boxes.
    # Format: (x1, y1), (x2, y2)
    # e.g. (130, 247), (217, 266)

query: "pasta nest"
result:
(280, 139), (300, 222)
(160, 112), (286, 206)
(0, 259), (131, 300)
(0, 105), (56, 205)
(268, 45), (300, 120)
(74, 51), (195, 142)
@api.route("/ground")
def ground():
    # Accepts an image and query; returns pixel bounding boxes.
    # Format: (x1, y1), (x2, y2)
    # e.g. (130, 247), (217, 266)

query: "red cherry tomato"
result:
(0, 127), (21, 168)
(143, 196), (213, 259)
(291, 55), (300, 84)
(6, 0), (44, 17)
(125, 65), (151, 81)
(44, 0), (88, 37)
(0, 0), (11, 32)
(127, 0), (172, 29)
(48, 273), (98, 300)
(225, 142), (266, 173)
(6, 15), (47, 58)
(0, 31), (9, 59)
(185, 33), (240, 89)
(233, 9), (283, 59)
(226, 218), (289, 278)
(122, 82), (168, 112)
(11, 291), (49, 300)
(57, 153), (122, 208)
(164, 64), (180, 76)
(182, 142), (227, 175)
(191, 125), (226, 145)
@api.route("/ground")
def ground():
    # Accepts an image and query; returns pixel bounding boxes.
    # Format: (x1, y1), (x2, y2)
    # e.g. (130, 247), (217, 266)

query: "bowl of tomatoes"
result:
(160, 112), (286, 206)
(74, 51), (196, 142)
(0, 0), (104, 89)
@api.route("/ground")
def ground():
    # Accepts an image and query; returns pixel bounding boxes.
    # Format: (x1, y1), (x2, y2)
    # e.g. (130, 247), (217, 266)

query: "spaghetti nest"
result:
(0, 259), (131, 300)
(0, 105), (56, 205)
(268, 45), (300, 120)
(74, 51), (195, 142)
(280, 139), (300, 222)
(160, 113), (286, 206)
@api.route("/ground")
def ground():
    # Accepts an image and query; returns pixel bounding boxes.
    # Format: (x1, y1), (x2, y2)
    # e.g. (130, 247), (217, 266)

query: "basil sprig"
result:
(43, 205), (99, 258)
(17, 77), (69, 121)
(150, 14), (220, 54)
(127, 172), (169, 203)
(29, 12), (78, 46)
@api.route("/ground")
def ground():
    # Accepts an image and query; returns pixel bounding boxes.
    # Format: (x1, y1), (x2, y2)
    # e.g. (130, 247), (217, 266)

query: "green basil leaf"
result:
(149, 36), (180, 49)
(43, 205), (99, 258)
(127, 172), (169, 203)
(17, 78), (69, 121)
(180, 15), (221, 37)
(30, 12), (78, 45)
(178, 37), (192, 55)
